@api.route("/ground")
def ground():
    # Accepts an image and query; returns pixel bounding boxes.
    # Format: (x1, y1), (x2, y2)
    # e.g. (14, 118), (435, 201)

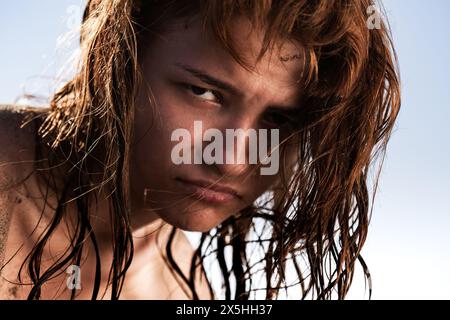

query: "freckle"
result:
(8, 286), (18, 298)
(0, 196), (13, 269)
(15, 197), (22, 204)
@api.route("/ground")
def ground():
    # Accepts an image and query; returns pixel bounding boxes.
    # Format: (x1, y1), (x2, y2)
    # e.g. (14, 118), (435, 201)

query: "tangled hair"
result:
(15, 0), (400, 300)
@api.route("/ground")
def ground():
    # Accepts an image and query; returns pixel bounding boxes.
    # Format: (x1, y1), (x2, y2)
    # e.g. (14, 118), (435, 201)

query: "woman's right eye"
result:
(186, 85), (222, 104)
(261, 109), (297, 130)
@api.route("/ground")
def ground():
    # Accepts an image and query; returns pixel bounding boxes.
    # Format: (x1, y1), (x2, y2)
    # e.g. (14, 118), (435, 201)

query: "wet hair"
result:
(13, 0), (400, 300)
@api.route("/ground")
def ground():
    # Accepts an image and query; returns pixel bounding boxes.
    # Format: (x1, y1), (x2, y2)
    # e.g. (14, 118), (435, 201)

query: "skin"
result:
(130, 16), (302, 234)
(0, 16), (302, 299)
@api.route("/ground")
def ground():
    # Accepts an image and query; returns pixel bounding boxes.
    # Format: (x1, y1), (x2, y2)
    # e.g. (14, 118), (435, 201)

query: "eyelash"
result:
(184, 84), (223, 105)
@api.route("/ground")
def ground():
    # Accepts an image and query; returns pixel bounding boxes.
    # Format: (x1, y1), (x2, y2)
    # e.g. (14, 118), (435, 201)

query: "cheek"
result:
(134, 86), (187, 155)
(132, 93), (176, 189)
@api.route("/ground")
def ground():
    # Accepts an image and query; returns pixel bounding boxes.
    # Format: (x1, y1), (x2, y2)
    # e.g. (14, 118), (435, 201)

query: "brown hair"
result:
(15, 0), (400, 300)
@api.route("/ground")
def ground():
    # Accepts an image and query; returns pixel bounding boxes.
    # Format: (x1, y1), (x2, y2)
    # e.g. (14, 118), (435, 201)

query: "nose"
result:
(210, 115), (258, 179)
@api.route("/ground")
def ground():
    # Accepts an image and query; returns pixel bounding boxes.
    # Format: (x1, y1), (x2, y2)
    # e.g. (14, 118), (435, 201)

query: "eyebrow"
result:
(174, 62), (242, 97)
(174, 62), (300, 110)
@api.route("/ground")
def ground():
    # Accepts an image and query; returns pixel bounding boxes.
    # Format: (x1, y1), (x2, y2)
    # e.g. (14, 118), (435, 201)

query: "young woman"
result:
(0, 0), (400, 300)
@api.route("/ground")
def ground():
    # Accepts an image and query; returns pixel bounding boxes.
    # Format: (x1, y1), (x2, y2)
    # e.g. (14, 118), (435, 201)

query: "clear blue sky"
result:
(0, 0), (449, 299)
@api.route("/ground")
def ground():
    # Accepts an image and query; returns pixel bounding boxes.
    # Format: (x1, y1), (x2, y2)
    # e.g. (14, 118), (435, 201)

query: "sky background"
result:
(0, 0), (449, 299)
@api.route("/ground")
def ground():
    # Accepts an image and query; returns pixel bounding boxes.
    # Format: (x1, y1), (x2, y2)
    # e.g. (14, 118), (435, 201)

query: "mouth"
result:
(175, 177), (241, 204)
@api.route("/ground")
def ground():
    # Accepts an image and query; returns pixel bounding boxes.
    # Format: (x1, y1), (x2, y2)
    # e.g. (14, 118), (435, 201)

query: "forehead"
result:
(143, 15), (304, 101)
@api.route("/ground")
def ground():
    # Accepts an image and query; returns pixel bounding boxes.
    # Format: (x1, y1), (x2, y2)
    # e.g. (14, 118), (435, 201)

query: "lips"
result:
(175, 177), (241, 203)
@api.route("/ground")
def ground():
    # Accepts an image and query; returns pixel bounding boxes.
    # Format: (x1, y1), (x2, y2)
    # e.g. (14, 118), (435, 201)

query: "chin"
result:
(158, 206), (231, 233)
(162, 218), (219, 233)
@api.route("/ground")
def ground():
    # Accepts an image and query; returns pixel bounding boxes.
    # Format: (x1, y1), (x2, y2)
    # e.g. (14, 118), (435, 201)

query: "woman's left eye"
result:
(188, 85), (222, 104)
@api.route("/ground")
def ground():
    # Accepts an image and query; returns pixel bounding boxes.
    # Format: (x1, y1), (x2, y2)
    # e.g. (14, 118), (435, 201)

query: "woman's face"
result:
(132, 16), (303, 232)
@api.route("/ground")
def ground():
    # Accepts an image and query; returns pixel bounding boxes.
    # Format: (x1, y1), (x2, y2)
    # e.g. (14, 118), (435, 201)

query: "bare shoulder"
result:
(0, 104), (43, 189)
(0, 105), (50, 298)
(0, 104), (38, 285)
(0, 104), (40, 149)
(0, 104), (42, 261)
